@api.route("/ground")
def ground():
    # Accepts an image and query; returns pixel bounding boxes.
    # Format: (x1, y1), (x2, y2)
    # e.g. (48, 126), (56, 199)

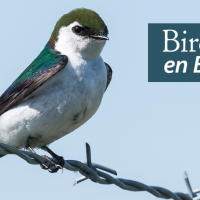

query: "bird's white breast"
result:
(0, 55), (107, 148)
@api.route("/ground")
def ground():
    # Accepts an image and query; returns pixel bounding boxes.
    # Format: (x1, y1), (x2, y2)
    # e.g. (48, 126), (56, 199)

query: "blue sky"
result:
(0, 0), (199, 200)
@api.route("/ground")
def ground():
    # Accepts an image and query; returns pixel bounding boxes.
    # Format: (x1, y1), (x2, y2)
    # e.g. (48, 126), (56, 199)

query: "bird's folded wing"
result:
(104, 62), (112, 91)
(0, 43), (68, 115)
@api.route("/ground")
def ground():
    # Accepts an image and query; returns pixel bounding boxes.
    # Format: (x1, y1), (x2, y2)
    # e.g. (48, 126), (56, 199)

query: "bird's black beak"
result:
(90, 35), (109, 40)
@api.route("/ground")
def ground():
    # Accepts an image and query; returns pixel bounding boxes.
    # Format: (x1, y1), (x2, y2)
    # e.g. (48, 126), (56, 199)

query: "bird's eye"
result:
(72, 26), (84, 34)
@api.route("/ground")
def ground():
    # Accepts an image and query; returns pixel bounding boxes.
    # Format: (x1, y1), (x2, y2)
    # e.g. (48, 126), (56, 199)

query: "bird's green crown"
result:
(50, 8), (108, 46)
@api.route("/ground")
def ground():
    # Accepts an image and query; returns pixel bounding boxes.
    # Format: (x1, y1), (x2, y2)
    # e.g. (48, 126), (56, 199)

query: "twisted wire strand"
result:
(0, 142), (193, 200)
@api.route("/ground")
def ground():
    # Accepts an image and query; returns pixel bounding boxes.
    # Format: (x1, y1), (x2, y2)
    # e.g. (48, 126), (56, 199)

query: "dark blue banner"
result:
(148, 24), (200, 82)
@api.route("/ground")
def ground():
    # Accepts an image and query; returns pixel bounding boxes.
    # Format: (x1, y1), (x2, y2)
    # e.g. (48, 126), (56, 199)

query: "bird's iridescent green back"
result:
(0, 43), (68, 115)
(11, 43), (64, 87)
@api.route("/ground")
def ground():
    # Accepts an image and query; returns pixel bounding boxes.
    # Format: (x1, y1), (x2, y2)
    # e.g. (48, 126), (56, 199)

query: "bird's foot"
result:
(25, 142), (64, 173)
(42, 155), (64, 173)
(41, 145), (65, 173)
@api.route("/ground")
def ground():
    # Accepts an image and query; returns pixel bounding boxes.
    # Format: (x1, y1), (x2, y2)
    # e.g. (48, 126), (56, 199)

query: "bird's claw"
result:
(40, 163), (50, 170)
(42, 155), (64, 173)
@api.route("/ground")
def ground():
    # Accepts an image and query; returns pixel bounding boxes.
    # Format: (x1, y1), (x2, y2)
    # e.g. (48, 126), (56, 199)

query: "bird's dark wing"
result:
(104, 62), (112, 91)
(0, 43), (68, 116)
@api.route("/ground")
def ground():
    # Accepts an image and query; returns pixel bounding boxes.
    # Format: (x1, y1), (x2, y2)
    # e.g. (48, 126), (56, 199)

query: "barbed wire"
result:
(0, 142), (197, 200)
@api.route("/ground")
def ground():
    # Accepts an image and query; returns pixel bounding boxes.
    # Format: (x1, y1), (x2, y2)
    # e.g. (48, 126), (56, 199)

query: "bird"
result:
(0, 8), (112, 172)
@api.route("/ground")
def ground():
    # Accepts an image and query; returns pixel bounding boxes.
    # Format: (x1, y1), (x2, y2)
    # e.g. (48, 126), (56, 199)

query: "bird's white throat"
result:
(55, 22), (106, 60)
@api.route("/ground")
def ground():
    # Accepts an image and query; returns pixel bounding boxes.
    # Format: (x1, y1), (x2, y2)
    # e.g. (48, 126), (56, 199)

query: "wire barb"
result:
(0, 142), (197, 200)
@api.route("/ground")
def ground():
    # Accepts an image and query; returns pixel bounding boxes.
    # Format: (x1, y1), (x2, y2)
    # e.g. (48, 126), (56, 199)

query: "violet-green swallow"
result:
(0, 8), (112, 172)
